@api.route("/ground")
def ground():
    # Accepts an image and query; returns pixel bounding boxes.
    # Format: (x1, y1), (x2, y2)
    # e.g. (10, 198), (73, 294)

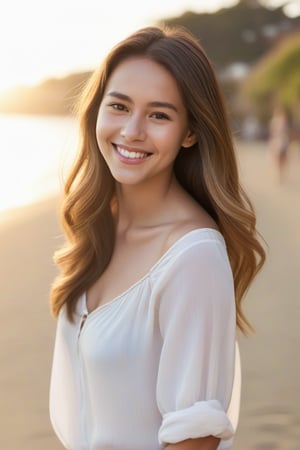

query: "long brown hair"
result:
(50, 26), (265, 333)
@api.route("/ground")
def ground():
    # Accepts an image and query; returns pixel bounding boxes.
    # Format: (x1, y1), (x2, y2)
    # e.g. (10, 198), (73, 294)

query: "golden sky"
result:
(0, 0), (298, 93)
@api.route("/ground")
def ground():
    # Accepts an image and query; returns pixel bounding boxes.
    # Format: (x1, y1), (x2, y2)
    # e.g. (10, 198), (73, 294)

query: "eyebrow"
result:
(106, 91), (178, 112)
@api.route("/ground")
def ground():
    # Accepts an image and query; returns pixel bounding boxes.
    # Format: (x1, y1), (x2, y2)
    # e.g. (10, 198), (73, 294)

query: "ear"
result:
(181, 130), (197, 148)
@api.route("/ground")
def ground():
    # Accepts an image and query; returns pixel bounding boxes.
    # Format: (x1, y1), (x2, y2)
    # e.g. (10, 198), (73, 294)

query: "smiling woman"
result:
(49, 25), (265, 450)
(95, 57), (196, 186)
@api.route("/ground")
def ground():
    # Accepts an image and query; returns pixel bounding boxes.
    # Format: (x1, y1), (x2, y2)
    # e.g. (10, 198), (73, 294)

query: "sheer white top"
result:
(49, 228), (241, 450)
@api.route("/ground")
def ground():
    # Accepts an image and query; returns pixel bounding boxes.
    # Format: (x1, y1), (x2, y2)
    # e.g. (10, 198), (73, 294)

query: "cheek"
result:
(96, 108), (123, 145)
(154, 120), (187, 143)
(96, 112), (111, 148)
(155, 127), (186, 155)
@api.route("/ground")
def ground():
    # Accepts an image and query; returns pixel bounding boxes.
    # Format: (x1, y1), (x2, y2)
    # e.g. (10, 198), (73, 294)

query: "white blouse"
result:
(49, 228), (241, 450)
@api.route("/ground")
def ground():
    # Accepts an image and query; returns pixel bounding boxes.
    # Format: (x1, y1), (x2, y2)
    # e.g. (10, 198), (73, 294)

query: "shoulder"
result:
(169, 227), (227, 259)
(162, 208), (219, 256)
(163, 180), (219, 253)
(151, 229), (235, 322)
(150, 228), (232, 289)
(171, 228), (230, 273)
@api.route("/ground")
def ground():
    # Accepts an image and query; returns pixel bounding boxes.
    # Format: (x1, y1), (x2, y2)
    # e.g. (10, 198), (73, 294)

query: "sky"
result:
(0, 0), (299, 93)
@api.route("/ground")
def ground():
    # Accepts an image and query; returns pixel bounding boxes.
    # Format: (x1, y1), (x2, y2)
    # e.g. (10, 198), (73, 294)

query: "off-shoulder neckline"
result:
(80, 228), (225, 317)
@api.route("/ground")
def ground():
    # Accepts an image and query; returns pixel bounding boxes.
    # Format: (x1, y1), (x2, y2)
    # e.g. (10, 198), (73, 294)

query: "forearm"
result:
(165, 436), (220, 450)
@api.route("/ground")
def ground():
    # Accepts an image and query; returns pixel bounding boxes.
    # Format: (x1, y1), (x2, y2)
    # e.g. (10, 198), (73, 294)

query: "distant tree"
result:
(241, 31), (300, 125)
(0, 72), (90, 115)
(1, 0), (300, 117)
(157, 1), (300, 70)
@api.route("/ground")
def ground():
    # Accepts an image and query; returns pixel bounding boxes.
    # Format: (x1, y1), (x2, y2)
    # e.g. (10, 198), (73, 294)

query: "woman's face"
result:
(96, 57), (195, 188)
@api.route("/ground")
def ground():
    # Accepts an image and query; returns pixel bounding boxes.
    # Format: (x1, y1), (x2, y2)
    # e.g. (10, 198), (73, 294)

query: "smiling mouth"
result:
(114, 145), (152, 160)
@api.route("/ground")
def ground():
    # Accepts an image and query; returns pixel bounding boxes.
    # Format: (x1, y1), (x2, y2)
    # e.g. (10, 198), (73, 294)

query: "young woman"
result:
(49, 26), (265, 450)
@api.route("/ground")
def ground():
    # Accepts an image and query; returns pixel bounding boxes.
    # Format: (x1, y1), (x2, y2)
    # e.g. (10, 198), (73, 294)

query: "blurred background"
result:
(0, 0), (299, 449)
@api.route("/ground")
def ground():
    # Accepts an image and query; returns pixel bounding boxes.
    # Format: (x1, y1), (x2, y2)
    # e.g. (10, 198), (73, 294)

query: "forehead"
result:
(104, 57), (185, 106)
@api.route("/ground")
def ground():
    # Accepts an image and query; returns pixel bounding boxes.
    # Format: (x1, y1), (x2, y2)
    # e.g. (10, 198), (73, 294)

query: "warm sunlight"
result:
(1, 0), (298, 94)
(0, 0), (238, 93)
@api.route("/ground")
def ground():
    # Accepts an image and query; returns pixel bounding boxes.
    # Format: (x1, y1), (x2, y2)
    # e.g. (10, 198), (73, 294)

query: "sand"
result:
(0, 141), (299, 450)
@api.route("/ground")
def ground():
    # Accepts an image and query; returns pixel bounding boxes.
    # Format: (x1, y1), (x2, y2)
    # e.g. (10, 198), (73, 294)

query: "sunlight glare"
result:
(0, 0), (237, 93)
(283, 1), (300, 18)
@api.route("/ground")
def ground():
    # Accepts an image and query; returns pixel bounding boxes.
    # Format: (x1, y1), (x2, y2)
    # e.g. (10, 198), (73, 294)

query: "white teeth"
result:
(116, 146), (148, 159)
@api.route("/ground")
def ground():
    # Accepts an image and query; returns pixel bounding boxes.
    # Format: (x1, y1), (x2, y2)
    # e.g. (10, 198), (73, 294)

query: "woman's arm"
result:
(165, 436), (220, 450)
(156, 239), (236, 448)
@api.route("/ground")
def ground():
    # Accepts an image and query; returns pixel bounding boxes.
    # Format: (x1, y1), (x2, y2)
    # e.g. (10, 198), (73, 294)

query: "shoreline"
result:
(0, 194), (61, 228)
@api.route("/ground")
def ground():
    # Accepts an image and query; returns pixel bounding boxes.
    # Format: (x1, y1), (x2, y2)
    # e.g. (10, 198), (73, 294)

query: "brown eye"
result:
(151, 112), (170, 120)
(109, 103), (128, 111)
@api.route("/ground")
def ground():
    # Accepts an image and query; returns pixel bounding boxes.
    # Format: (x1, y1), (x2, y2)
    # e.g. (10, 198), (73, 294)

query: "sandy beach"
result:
(0, 140), (299, 450)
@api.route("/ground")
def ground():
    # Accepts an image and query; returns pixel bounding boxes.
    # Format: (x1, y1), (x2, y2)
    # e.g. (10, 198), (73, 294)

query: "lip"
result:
(113, 143), (152, 164)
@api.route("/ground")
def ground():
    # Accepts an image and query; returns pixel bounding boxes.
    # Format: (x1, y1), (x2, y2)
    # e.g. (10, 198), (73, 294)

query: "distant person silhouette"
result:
(268, 106), (291, 183)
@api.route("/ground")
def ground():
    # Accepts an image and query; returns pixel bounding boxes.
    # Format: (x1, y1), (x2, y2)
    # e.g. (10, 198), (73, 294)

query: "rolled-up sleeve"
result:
(155, 238), (238, 448)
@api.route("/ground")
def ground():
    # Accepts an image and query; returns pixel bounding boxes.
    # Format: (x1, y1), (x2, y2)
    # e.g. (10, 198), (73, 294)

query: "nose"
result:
(120, 113), (146, 142)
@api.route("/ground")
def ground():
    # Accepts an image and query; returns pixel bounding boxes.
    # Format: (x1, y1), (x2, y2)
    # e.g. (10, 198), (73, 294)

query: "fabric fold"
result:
(158, 400), (234, 445)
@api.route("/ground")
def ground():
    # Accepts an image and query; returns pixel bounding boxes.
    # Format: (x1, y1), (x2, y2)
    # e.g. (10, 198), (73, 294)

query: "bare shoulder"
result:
(163, 200), (219, 253)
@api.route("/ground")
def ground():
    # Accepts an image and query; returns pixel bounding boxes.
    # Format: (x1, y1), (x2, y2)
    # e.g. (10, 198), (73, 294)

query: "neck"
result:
(115, 175), (179, 231)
